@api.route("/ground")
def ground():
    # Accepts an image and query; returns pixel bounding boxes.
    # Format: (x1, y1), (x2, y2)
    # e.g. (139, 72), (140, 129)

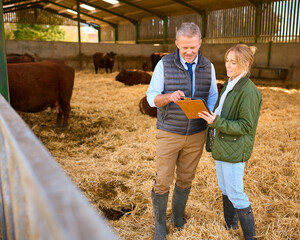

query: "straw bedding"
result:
(19, 70), (300, 240)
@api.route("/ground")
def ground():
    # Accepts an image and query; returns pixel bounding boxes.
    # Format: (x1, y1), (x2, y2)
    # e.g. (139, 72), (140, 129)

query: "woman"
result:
(198, 44), (262, 240)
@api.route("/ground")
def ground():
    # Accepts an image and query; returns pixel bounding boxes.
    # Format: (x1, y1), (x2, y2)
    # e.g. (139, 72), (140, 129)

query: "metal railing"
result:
(0, 95), (119, 240)
(206, 0), (300, 44)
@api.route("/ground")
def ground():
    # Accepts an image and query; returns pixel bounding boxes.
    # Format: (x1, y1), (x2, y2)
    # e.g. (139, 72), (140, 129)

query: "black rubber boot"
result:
(236, 205), (256, 240)
(171, 185), (191, 229)
(151, 189), (169, 240)
(222, 194), (238, 230)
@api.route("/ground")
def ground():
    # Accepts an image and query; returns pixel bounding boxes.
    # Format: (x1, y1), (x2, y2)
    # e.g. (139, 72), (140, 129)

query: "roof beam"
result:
(43, 0), (63, 9)
(44, 6), (91, 24)
(3, 3), (43, 14)
(4, 3), (101, 30)
(3, 3), (86, 24)
(170, 0), (205, 15)
(117, 0), (165, 19)
(3, 0), (135, 26)
(246, 0), (260, 7)
(79, 0), (138, 25)
(3, 0), (32, 6)
(3, 1), (44, 11)
(43, 0), (116, 27)
(124, 10), (143, 17)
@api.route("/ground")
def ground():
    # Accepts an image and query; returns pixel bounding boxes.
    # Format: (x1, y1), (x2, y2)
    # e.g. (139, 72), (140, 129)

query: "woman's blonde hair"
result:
(225, 44), (257, 72)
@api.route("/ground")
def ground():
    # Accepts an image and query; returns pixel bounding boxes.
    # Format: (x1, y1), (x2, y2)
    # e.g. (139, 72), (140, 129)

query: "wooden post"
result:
(201, 10), (207, 41)
(163, 17), (168, 44)
(267, 41), (272, 67)
(135, 22), (139, 44)
(255, 0), (262, 43)
(98, 27), (101, 42)
(114, 25), (118, 43)
(0, 0), (10, 102)
(76, 0), (82, 69)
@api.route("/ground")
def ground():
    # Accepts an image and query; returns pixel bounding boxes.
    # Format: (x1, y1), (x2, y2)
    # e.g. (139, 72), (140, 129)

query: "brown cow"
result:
(93, 52), (117, 74)
(7, 61), (74, 131)
(139, 96), (157, 118)
(115, 69), (151, 86)
(6, 53), (35, 63)
(142, 61), (149, 71)
(150, 52), (169, 71)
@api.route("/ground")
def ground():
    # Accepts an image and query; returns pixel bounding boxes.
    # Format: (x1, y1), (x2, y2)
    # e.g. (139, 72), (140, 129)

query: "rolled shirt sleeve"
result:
(146, 60), (164, 107)
(207, 63), (218, 112)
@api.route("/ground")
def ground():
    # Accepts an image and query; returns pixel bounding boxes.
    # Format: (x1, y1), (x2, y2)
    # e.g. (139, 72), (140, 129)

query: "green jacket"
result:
(206, 73), (262, 163)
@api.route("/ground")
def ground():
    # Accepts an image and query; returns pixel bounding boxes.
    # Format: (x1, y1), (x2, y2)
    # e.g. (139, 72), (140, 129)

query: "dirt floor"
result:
(19, 70), (300, 240)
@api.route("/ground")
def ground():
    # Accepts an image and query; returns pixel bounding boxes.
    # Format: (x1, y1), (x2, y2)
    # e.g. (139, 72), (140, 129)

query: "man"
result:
(146, 22), (218, 240)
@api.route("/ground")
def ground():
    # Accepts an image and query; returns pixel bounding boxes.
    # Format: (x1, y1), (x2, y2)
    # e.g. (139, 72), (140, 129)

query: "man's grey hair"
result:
(176, 22), (202, 40)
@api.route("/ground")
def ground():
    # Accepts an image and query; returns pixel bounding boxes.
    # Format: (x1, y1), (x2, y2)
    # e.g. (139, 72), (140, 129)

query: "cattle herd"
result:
(4, 51), (222, 129)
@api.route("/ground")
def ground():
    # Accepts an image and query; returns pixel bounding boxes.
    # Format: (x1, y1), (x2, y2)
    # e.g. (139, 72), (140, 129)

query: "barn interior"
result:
(0, 0), (300, 239)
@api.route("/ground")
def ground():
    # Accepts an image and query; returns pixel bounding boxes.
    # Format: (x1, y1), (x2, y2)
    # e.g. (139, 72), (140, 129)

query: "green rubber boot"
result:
(171, 185), (191, 229)
(151, 189), (169, 240)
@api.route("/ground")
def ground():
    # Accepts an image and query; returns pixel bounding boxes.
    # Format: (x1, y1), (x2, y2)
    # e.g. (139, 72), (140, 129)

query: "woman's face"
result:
(225, 51), (247, 79)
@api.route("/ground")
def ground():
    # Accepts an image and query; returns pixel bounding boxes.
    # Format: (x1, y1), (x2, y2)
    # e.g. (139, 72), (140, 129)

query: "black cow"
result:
(93, 52), (117, 74)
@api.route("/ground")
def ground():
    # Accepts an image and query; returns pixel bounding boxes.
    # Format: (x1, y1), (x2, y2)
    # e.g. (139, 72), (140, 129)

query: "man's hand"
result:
(154, 90), (185, 107)
(168, 90), (185, 104)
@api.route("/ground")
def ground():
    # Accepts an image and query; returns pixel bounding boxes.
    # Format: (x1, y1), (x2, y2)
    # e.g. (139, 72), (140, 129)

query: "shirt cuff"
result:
(147, 93), (159, 107)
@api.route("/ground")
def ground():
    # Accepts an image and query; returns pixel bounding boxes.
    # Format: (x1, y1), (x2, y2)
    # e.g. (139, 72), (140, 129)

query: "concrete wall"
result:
(5, 40), (300, 81)
(165, 42), (300, 81)
(5, 40), (164, 71)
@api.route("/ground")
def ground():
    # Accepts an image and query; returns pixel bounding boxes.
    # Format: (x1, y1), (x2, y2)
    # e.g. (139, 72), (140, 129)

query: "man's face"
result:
(175, 35), (201, 63)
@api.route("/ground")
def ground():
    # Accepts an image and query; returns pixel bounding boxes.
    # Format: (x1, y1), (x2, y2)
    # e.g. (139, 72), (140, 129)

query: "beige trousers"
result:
(153, 129), (207, 194)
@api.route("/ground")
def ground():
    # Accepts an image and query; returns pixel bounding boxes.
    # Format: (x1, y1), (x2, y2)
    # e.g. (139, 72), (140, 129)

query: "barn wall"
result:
(5, 40), (164, 71)
(165, 43), (300, 81)
(5, 40), (300, 81)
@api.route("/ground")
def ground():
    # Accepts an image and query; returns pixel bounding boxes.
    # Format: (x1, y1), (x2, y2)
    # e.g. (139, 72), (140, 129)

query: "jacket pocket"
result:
(212, 133), (244, 163)
(218, 134), (240, 142)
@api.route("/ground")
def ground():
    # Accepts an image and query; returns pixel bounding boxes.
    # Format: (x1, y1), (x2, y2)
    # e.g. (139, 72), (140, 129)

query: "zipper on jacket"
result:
(186, 119), (191, 135)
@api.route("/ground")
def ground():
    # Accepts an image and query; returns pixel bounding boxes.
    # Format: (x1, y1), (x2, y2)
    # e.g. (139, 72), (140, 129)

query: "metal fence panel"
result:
(0, 95), (119, 240)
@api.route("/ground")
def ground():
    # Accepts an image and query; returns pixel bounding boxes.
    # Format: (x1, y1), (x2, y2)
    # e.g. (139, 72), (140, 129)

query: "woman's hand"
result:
(198, 111), (217, 125)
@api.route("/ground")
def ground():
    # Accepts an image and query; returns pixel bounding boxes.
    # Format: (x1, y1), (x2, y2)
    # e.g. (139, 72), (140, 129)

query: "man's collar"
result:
(179, 53), (198, 68)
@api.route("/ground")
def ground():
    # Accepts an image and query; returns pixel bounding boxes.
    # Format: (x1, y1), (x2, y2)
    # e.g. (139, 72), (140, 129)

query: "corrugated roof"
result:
(3, 0), (277, 27)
